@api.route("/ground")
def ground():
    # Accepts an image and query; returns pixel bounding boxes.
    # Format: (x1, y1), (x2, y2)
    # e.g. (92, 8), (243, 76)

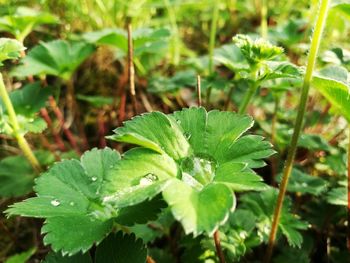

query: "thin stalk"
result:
(261, 0), (268, 39)
(270, 96), (279, 186)
(0, 73), (41, 172)
(128, 23), (138, 115)
(213, 230), (226, 263)
(265, 0), (330, 262)
(197, 75), (202, 107)
(347, 125), (350, 251)
(206, 3), (219, 105)
(163, 0), (180, 65)
(238, 81), (259, 114)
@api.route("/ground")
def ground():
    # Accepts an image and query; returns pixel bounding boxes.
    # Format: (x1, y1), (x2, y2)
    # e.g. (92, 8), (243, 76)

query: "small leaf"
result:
(0, 38), (25, 65)
(77, 94), (113, 108)
(162, 179), (235, 236)
(327, 187), (347, 206)
(95, 232), (147, 263)
(312, 66), (350, 122)
(276, 168), (328, 196)
(5, 247), (36, 263)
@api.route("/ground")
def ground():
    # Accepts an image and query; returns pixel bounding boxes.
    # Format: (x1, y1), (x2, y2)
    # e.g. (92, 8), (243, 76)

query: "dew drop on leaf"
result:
(50, 199), (60, 207)
(139, 173), (158, 186)
(184, 132), (192, 140)
(69, 201), (75, 206)
(91, 176), (97, 182)
(176, 119), (181, 124)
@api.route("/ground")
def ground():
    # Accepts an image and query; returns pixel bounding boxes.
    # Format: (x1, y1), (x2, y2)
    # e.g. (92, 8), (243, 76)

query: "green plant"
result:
(266, 0), (331, 261)
(7, 107), (274, 261)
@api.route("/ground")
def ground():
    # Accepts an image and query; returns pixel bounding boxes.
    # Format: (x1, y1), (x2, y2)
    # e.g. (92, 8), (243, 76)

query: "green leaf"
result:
(162, 179), (235, 236)
(12, 40), (95, 80)
(109, 112), (190, 160)
(214, 162), (267, 191)
(312, 66), (350, 122)
(0, 151), (55, 197)
(106, 108), (273, 236)
(95, 232), (147, 263)
(276, 168), (328, 196)
(0, 38), (25, 65)
(327, 187), (347, 206)
(214, 43), (249, 71)
(241, 188), (308, 248)
(77, 94), (113, 108)
(102, 148), (178, 208)
(0, 7), (59, 41)
(6, 148), (120, 255)
(5, 247), (36, 263)
(43, 251), (92, 263)
(232, 34), (284, 65)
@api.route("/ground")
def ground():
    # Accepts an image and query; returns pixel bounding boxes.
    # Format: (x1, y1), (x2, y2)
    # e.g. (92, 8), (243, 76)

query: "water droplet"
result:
(184, 132), (191, 140)
(139, 173), (158, 186)
(301, 182), (307, 187)
(69, 201), (75, 206)
(51, 199), (60, 207)
(91, 176), (97, 182)
(176, 119), (181, 124)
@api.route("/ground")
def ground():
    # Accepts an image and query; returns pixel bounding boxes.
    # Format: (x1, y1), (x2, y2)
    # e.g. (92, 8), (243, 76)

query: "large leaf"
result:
(6, 148), (120, 255)
(0, 38), (24, 65)
(94, 232), (147, 263)
(107, 108), (273, 236)
(312, 66), (350, 122)
(12, 40), (95, 80)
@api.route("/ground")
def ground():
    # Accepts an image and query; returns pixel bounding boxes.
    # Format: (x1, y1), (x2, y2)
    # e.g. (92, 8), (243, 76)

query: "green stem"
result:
(238, 81), (259, 114)
(164, 0), (180, 65)
(265, 0), (330, 262)
(206, 3), (219, 105)
(261, 0), (268, 39)
(0, 73), (41, 172)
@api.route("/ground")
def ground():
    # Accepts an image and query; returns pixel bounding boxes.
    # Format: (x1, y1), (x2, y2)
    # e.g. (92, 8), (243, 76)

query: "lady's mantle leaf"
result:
(241, 188), (308, 248)
(12, 40), (95, 80)
(6, 148), (120, 256)
(162, 179), (235, 236)
(102, 148), (178, 208)
(95, 232), (147, 263)
(312, 66), (350, 122)
(107, 108), (274, 236)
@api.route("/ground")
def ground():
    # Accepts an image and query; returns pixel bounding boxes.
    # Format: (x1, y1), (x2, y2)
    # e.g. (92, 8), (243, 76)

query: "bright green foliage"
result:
(276, 168), (328, 196)
(0, 82), (52, 135)
(0, 151), (54, 197)
(0, 38), (25, 65)
(312, 66), (350, 122)
(241, 188), (308, 248)
(6, 148), (120, 255)
(0, 7), (58, 42)
(95, 232), (147, 263)
(83, 27), (170, 74)
(232, 34), (284, 66)
(4, 247), (36, 263)
(12, 40), (95, 80)
(106, 107), (274, 236)
(214, 44), (249, 71)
